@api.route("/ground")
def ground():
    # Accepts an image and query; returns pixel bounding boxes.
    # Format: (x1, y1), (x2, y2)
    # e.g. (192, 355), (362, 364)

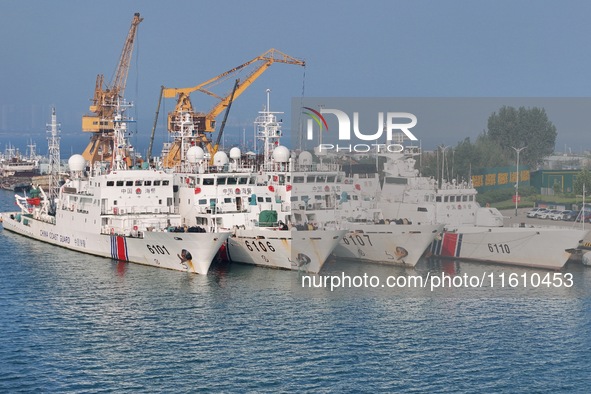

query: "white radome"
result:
(229, 147), (241, 160)
(68, 154), (86, 172)
(213, 151), (229, 166)
(272, 146), (290, 163)
(186, 146), (205, 163)
(298, 151), (313, 166)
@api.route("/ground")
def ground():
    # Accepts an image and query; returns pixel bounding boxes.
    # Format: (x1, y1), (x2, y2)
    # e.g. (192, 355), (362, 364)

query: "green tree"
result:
(574, 169), (591, 196)
(419, 135), (509, 181)
(450, 137), (478, 181)
(487, 106), (557, 167)
(474, 134), (509, 168)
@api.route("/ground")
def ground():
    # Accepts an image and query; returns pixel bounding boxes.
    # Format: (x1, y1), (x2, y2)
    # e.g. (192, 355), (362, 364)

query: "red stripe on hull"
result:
(441, 233), (458, 257)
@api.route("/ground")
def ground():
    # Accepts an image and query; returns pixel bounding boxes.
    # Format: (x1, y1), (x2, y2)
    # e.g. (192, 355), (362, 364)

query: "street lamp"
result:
(511, 146), (526, 217)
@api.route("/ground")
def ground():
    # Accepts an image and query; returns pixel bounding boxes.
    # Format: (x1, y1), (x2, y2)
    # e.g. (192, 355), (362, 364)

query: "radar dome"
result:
(213, 151), (229, 166)
(186, 146), (205, 163)
(298, 151), (313, 166)
(272, 145), (290, 163)
(229, 147), (241, 160)
(68, 154), (87, 172)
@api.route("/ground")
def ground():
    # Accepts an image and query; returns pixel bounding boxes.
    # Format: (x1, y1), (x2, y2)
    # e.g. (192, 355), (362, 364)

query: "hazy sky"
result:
(2, 0), (591, 156)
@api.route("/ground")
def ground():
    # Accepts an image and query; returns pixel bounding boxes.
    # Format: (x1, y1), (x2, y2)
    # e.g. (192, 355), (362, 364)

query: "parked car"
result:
(576, 211), (591, 223)
(526, 208), (544, 218)
(561, 210), (577, 221)
(541, 209), (561, 219)
(552, 210), (572, 220)
(535, 209), (550, 218)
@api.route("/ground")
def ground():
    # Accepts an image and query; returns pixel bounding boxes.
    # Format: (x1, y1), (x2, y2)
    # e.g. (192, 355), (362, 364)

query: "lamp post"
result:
(512, 146), (526, 217)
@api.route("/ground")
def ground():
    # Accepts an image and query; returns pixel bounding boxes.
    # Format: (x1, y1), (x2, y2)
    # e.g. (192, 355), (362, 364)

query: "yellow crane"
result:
(81, 13), (143, 164)
(148, 48), (305, 167)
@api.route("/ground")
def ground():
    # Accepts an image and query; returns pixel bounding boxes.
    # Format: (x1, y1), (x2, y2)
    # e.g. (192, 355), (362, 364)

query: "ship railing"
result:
(291, 162), (341, 172)
(105, 206), (177, 215)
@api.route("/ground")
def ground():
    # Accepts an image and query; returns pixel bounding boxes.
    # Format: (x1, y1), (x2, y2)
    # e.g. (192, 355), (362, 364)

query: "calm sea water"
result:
(1, 188), (591, 393)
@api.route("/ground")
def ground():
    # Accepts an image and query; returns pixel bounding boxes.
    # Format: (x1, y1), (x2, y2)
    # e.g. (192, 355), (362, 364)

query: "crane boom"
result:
(214, 79), (240, 152)
(162, 48), (304, 99)
(110, 12), (143, 100)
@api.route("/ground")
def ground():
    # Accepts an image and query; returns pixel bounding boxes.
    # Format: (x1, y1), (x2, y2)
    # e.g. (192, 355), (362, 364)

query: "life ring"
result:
(136, 188), (141, 194)
(113, 207), (118, 215)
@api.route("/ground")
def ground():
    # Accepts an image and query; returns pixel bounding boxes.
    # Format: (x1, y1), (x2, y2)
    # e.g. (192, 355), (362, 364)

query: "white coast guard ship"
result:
(165, 109), (345, 274)
(377, 147), (588, 270)
(0, 110), (229, 275)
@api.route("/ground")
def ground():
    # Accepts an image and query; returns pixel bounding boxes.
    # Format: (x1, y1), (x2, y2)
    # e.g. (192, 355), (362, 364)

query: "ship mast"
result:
(27, 140), (37, 161)
(46, 107), (61, 208)
(111, 99), (133, 171)
(254, 89), (283, 167)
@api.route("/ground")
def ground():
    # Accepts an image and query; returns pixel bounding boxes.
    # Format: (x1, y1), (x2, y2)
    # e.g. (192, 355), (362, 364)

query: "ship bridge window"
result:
(116, 181), (124, 187)
(462, 195), (468, 202)
(257, 197), (264, 202)
(444, 196), (449, 202)
(294, 176), (304, 183)
(227, 178), (237, 185)
(317, 176), (326, 182)
(239, 178), (248, 185)
(144, 180), (152, 186)
(224, 197), (232, 203)
(125, 181), (133, 186)
(307, 175), (315, 183)
(217, 178), (226, 185)
(436, 196), (442, 202)
(291, 196), (298, 202)
(469, 195), (474, 201)
(327, 176), (336, 182)
(418, 207), (428, 212)
(106, 181), (114, 186)
(203, 178), (214, 186)
(135, 180), (142, 186)
(315, 195), (322, 200)
(154, 180), (161, 186)
(385, 177), (408, 184)
(265, 197), (272, 202)
(198, 199), (207, 205)
(450, 196), (455, 202)
(162, 180), (170, 186)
